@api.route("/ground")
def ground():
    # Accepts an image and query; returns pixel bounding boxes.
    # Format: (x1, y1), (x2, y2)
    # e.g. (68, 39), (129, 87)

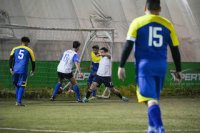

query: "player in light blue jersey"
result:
(50, 41), (83, 102)
(118, 0), (182, 133)
(9, 37), (35, 106)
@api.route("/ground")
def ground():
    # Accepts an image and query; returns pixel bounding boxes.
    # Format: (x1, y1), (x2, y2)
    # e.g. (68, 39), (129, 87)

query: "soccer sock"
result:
(86, 90), (92, 99)
(17, 87), (24, 103)
(15, 87), (19, 101)
(52, 83), (61, 97)
(92, 89), (96, 97)
(148, 113), (156, 132)
(73, 84), (81, 101)
(148, 104), (163, 129)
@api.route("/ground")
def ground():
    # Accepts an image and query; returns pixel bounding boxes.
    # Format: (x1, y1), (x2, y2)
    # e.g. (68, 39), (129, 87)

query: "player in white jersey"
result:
(83, 47), (128, 103)
(50, 41), (83, 102)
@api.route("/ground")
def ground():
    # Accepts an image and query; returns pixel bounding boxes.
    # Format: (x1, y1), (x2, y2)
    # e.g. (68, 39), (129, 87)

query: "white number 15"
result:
(148, 26), (163, 47)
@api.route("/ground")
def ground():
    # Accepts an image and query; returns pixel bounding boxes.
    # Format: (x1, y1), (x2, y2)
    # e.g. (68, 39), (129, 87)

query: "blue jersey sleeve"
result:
(73, 54), (80, 63)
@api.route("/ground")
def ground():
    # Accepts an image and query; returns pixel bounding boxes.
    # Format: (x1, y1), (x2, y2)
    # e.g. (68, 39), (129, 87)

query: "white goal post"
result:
(0, 24), (114, 98)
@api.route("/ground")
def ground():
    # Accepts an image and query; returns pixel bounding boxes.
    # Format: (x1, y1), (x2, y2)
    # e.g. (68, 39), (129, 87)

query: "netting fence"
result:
(0, 24), (115, 90)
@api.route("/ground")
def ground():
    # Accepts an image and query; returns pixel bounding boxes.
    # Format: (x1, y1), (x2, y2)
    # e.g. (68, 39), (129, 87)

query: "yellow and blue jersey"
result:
(91, 51), (101, 72)
(10, 45), (35, 74)
(127, 14), (179, 76)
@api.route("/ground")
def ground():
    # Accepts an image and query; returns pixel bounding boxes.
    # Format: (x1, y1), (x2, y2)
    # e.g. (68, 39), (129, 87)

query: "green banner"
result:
(0, 60), (199, 90)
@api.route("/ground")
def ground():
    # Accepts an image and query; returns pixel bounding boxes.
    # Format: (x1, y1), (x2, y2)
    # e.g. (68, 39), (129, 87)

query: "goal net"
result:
(0, 24), (114, 97)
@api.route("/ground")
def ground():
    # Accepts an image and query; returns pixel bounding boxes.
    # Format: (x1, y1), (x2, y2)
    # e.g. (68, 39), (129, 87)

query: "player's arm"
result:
(9, 55), (14, 75)
(9, 48), (15, 75)
(118, 19), (137, 80)
(118, 40), (134, 80)
(169, 45), (181, 72)
(169, 23), (182, 81)
(29, 49), (36, 76)
(119, 40), (134, 68)
(73, 54), (83, 77)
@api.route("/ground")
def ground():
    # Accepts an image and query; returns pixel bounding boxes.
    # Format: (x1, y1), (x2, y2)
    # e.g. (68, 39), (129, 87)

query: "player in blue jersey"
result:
(118, 0), (181, 133)
(50, 41), (83, 102)
(9, 37), (35, 106)
(87, 45), (101, 99)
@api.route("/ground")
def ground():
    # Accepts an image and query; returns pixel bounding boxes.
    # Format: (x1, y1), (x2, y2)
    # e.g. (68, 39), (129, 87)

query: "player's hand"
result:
(118, 67), (126, 81)
(30, 71), (34, 77)
(170, 70), (182, 82)
(10, 68), (13, 75)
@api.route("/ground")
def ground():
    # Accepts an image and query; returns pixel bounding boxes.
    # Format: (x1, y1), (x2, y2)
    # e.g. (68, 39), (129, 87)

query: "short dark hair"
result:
(100, 47), (108, 52)
(21, 36), (30, 43)
(73, 41), (81, 48)
(146, 0), (161, 10)
(92, 45), (99, 49)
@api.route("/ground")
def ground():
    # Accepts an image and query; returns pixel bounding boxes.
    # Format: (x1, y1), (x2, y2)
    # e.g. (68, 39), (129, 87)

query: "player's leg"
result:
(83, 82), (99, 103)
(69, 75), (82, 102)
(109, 87), (128, 102)
(103, 77), (128, 102)
(137, 76), (165, 133)
(147, 100), (164, 133)
(16, 74), (27, 106)
(136, 86), (156, 133)
(51, 72), (63, 101)
(87, 72), (97, 97)
(13, 73), (20, 105)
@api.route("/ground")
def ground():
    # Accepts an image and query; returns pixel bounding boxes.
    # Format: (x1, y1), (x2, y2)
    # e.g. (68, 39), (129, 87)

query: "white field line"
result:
(0, 127), (200, 133)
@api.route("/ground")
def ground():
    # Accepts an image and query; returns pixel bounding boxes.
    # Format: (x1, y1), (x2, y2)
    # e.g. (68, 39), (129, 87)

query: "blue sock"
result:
(52, 83), (61, 97)
(73, 84), (81, 101)
(15, 87), (19, 101)
(148, 104), (163, 129)
(17, 87), (24, 103)
(148, 113), (156, 132)
(92, 89), (96, 97)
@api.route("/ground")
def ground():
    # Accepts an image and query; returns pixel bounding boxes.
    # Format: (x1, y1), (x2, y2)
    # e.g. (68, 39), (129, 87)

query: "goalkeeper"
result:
(50, 41), (83, 102)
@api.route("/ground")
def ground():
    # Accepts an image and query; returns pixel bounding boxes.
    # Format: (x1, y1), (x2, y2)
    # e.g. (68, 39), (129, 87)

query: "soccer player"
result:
(83, 47), (128, 103)
(87, 45), (101, 99)
(50, 41), (83, 102)
(118, 0), (182, 133)
(9, 36), (35, 106)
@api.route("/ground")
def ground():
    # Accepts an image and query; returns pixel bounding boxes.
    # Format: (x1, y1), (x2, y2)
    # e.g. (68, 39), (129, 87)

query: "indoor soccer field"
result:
(1, 0), (200, 133)
(0, 97), (200, 133)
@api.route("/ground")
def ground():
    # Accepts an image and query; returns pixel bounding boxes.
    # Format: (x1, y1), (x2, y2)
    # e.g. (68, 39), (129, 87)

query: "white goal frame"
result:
(0, 24), (114, 98)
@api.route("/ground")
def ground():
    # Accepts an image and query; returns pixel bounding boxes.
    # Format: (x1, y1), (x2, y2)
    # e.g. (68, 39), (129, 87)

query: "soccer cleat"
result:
(147, 131), (155, 133)
(157, 127), (165, 133)
(16, 102), (25, 106)
(122, 96), (129, 102)
(82, 97), (89, 103)
(77, 100), (83, 103)
(50, 96), (55, 101)
(147, 126), (156, 133)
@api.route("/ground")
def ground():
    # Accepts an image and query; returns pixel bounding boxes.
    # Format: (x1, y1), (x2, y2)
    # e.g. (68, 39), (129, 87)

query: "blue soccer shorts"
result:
(136, 76), (165, 102)
(87, 71), (97, 84)
(13, 73), (28, 87)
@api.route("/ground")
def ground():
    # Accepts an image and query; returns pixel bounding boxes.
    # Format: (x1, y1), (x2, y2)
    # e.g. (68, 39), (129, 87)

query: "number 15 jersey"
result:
(127, 14), (179, 76)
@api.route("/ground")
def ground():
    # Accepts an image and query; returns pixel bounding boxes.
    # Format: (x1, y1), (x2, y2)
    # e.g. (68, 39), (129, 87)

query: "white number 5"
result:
(148, 26), (163, 47)
(18, 49), (24, 59)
